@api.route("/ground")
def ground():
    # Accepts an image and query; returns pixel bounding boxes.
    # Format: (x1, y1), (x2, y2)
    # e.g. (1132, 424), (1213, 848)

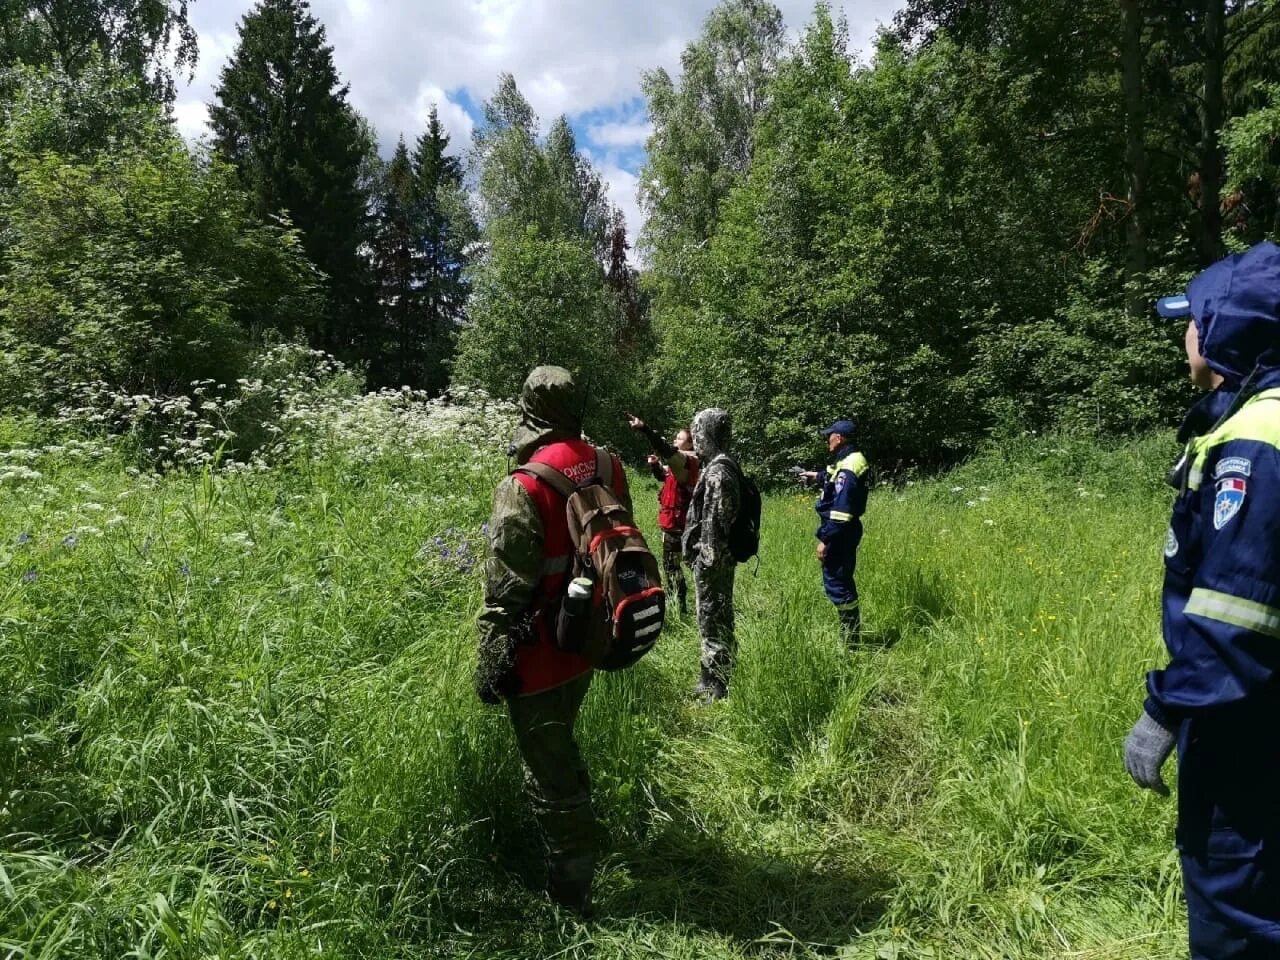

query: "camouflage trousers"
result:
(693, 559), (737, 685)
(661, 530), (688, 611)
(507, 671), (596, 909)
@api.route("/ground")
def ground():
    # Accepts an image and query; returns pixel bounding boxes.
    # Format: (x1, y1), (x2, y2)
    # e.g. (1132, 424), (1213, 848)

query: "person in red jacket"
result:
(628, 415), (699, 616)
(475, 366), (630, 915)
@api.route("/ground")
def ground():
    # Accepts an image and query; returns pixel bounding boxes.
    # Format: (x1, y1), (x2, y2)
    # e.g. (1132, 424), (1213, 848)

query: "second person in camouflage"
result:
(682, 407), (741, 702)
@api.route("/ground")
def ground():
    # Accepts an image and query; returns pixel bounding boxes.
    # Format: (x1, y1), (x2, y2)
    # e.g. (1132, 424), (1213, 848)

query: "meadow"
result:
(1, 391), (1188, 959)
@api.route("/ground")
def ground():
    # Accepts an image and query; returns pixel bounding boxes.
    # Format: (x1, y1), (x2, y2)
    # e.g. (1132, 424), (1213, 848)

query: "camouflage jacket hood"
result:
(691, 407), (732, 461)
(510, 366), (583, 464)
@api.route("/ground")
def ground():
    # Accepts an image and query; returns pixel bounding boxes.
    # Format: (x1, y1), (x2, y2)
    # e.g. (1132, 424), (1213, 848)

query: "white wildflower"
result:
(0, 466), (43, 484)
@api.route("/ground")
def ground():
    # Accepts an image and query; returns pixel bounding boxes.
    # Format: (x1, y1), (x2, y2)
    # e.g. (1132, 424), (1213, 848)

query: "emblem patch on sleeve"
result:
(1164, 527), (1178, 558)
(1214, 476), (1247, 529)
(1214, 456), (1252, 479)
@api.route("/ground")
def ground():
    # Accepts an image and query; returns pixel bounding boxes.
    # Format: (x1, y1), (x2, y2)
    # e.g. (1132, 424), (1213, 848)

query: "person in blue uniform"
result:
(1124, 240), (1280, 959)
(803, 420), (870, 644)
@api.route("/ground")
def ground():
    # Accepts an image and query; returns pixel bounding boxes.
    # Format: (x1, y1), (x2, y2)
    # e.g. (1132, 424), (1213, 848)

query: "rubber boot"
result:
(839, 608), (863, 648)
(692, 665), (727, 704)
(547, 854), (594, 916)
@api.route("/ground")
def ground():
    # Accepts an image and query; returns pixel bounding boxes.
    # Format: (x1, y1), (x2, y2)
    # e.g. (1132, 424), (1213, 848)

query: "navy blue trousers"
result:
(821, 540), (859, 611)
(1177, 720), (1280, 958)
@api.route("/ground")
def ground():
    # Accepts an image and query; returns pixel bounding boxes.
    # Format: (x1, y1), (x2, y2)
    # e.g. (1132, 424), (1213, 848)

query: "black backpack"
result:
(723, 458), (761, 563)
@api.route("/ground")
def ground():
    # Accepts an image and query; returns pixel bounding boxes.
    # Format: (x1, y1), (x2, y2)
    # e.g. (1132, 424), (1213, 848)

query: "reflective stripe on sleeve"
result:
(1185, 588), (1280, 639)
(829, 510), (853, 522)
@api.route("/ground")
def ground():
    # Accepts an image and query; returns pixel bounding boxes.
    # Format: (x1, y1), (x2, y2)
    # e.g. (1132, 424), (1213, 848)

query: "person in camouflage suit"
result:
(682, 407), (742, 702)
(475, 366), (630, 914)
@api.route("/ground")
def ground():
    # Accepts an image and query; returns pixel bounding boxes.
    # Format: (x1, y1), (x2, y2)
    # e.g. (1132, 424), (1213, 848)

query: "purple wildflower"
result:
(16, 532), (30, 545)
(62, 534), (78, 548)
(22, 569), (37, 584)
(440, 546), (451, 559)
(179, 561), (191, 578)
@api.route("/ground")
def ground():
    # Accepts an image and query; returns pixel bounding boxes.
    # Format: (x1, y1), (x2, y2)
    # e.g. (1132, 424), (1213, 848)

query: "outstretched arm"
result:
(628, 414), (676, 460)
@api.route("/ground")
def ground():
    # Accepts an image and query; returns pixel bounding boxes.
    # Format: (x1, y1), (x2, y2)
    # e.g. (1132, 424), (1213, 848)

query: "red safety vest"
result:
(511, 439), (628, 695)
(658, 472), (691, 532)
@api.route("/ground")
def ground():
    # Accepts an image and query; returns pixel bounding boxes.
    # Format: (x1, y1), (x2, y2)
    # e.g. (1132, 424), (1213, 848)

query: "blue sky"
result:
(174, 0), (903, 241)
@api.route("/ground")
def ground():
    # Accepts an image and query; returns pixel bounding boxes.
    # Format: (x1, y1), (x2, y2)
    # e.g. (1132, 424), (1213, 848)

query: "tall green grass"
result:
(1, 427), (1188, 958)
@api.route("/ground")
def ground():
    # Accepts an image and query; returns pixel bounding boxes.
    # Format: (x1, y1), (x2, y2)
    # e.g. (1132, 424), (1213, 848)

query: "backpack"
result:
(722, 458), (762, 564)
(516, 448), (666, 671)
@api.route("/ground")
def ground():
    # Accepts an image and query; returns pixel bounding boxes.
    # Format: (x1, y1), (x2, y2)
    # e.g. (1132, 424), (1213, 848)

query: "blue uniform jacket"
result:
(1146, 377), (1280, 729)
(815, 444), (869, 546)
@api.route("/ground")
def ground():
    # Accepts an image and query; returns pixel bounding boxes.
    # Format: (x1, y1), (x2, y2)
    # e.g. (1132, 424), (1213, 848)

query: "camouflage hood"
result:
(511, 366), (583, 464)
(691, 408), (732, 461)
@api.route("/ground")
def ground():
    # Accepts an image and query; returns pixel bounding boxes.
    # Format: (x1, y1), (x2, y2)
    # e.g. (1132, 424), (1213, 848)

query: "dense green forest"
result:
(1, 0), (1279, 466)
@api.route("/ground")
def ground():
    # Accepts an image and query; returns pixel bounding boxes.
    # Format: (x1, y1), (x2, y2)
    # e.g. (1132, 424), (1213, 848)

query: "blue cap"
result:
(820, 419), (856, 437)
(1157, 241), (1280, 380)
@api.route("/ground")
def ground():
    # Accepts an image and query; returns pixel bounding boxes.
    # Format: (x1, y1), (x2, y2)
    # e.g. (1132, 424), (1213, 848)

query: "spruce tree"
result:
(605, 215), (648, 353)
(370, 138), (418, 387)
(412, 107), (462, 204)
(411, 107), (473, 394)
(209, 0), (371, 358)
(366, 111), (474, 392)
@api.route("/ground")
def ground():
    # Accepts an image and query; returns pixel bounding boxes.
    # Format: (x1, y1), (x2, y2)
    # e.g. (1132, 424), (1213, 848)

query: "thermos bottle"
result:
(556, 577), (594, 652)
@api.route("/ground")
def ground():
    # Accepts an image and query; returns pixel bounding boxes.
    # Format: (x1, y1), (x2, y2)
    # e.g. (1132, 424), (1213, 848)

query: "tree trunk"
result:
(1198, 0), (1226, 265)
(1120, 0), (1148, 312)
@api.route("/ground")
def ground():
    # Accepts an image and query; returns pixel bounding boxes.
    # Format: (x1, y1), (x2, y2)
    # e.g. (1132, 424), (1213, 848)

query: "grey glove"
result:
(1124, 711), (1177, 796)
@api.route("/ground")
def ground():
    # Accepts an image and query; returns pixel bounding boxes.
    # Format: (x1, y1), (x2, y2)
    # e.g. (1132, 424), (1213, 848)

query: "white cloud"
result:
(588, 120), (653, 150)
(176, 1), (901, 146)
(172, 0), (905, 248)
(379, 84), (475, 155)
(173, 99), (210, 141)
(597, 161), (643, 251)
